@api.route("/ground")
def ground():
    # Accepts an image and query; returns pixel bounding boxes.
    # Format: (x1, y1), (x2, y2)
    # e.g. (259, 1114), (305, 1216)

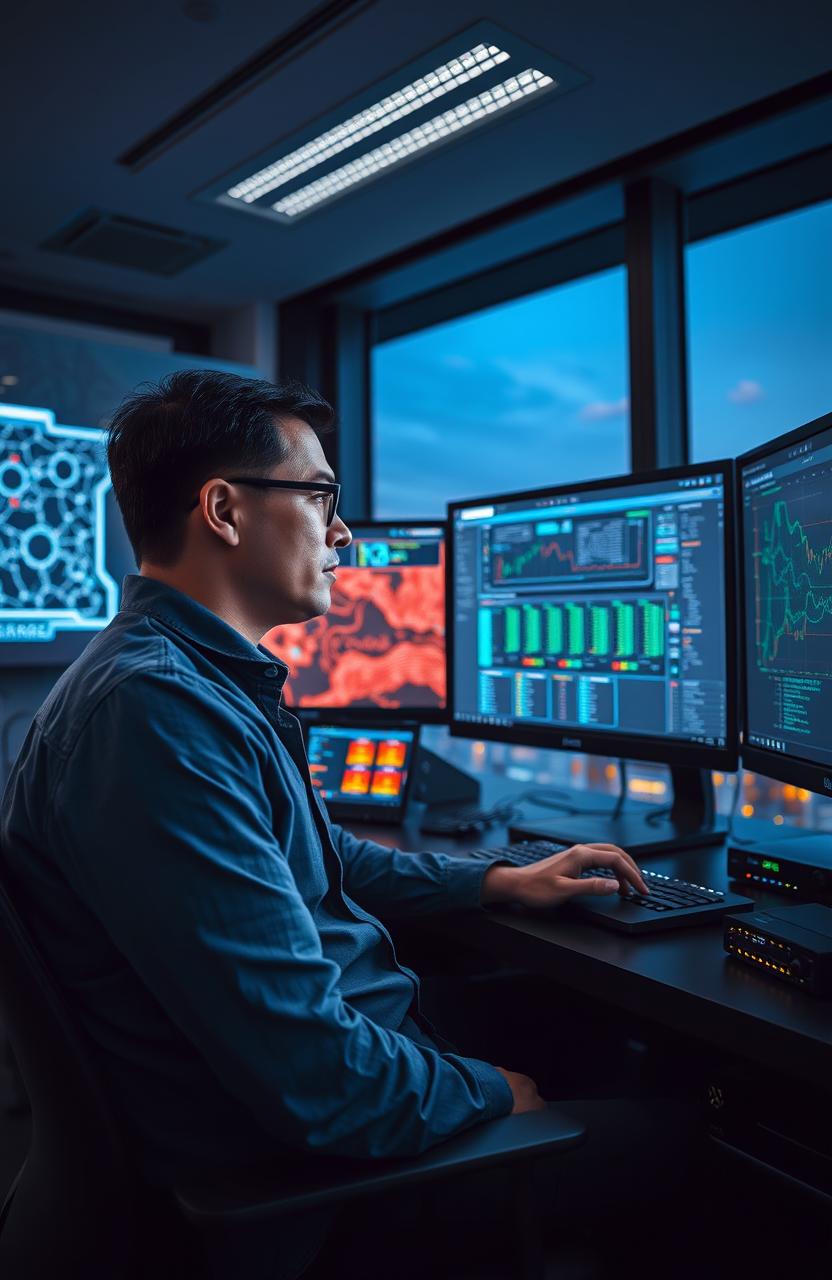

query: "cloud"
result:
(579, 396), (629, 422)
(386, 418), (442, 447)
(494, 358), (599, 407)
(727, 379), (765, 404)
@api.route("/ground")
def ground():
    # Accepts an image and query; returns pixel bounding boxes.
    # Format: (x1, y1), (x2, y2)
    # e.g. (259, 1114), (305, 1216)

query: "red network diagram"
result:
(261, 546), (446, 709)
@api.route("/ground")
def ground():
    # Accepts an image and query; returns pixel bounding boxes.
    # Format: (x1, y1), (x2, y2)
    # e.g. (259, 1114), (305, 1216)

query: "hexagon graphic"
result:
(0, 404), (118, 644)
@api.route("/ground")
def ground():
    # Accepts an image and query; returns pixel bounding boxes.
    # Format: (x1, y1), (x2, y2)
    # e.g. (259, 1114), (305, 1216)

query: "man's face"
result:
(232, 417), (351, 630)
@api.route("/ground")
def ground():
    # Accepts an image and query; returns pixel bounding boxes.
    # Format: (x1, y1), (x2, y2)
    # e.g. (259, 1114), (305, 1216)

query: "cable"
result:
(423, 760), (633, 837)
(520, 757), (629, 819)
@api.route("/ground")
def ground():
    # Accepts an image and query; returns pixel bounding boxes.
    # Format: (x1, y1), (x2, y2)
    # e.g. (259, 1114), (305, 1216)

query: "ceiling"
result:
(2, 0), (831, 322)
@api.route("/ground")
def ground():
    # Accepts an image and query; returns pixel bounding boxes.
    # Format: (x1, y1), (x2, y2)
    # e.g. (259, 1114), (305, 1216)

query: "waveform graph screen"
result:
(752, 492), (832, 676)
(486, 513), (651, 591)
(306, 725), (416, 814)
(742, 432), (832, 771)
(260, 525), (446, 714)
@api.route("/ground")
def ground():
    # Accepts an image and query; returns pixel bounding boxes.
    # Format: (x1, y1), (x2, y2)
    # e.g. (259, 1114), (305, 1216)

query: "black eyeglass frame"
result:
(187, 477), (341, 526)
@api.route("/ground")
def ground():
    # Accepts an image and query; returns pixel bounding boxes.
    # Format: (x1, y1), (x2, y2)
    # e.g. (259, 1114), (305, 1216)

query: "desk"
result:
(348, 818), (832, 1094)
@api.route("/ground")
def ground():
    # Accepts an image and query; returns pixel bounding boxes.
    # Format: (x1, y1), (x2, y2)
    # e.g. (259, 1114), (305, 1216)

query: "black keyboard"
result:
(466, 840), (755, 934)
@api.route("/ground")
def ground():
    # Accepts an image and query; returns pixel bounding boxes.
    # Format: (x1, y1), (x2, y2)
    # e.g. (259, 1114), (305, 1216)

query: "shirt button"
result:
(262, 666), (279, 679)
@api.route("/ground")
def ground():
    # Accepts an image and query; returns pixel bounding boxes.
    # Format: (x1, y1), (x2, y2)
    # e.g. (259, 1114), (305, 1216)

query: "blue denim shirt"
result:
(0, 576), (512, 1184)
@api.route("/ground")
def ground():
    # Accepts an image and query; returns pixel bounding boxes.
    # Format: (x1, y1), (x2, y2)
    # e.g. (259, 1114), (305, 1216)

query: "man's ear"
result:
(197, 478), (240, 548)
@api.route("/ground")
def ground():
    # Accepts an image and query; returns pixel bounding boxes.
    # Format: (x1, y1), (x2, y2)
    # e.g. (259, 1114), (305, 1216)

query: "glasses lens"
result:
(327, 488), (338, 527)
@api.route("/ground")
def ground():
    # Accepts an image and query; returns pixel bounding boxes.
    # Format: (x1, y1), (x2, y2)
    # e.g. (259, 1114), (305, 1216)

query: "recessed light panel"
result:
(198, 22), (588, 224)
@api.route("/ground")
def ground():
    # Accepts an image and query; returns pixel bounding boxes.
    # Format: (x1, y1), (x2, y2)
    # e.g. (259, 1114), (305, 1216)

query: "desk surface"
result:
(348, 817), (832, 1091)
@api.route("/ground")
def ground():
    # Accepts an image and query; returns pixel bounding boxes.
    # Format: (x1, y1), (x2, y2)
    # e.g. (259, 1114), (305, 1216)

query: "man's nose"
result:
(330, 515), (352, 547)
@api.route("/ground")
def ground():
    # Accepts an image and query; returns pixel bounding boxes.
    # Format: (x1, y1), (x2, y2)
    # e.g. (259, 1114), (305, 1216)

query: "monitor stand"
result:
(412, 747), (481, 822)
(508, 766), (728, 858)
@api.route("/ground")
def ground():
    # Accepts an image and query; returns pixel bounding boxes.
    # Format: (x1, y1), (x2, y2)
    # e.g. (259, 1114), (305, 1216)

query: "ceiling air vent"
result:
(41, 210), (226, 277)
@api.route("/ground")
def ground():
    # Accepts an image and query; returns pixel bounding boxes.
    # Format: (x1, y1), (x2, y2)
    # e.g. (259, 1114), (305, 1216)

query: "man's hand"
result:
(480, 843), (649, 909)
(494, 1067), (546, 1113)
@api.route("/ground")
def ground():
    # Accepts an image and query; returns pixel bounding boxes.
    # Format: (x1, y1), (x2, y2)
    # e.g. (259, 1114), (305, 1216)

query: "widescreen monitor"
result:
(262, 521), (446, 721)
(448, 462), (737, 771)
(739, 410), (832, 797)
(0, 403), (133, 667)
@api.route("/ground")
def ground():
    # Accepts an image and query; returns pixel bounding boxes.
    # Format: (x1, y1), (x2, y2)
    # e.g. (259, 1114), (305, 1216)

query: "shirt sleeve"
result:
(331, 824), (496, 919)
(49, 670), (512, 1158)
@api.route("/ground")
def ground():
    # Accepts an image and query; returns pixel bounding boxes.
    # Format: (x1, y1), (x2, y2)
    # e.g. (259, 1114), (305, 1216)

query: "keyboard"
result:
(466, 840), (755, 934)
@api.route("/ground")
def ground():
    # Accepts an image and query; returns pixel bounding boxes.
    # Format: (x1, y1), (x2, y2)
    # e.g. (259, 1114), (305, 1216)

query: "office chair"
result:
(0, 869), (586, 1280)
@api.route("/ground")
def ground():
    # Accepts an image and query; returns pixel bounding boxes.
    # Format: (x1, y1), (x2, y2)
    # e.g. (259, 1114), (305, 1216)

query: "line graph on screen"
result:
(754, 492), (832, 674)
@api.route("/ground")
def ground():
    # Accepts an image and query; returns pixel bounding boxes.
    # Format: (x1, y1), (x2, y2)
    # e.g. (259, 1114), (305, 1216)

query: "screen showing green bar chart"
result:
(452, 471), (728, 745)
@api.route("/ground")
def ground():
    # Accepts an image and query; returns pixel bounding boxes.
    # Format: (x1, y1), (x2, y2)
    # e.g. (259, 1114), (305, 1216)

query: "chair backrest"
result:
(0, 867), (140, 1279)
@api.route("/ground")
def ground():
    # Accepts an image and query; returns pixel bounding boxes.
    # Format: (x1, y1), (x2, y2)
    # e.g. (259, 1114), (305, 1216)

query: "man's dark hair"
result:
(107, 369), (335, 566)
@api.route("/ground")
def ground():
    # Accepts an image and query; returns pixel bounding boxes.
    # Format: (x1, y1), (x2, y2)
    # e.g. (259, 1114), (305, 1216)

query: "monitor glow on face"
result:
(261, 522), (446, 718)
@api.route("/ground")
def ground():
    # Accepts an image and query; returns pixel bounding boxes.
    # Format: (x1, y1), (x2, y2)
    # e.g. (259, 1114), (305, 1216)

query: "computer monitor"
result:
(0, 403), (133, 667)
(738, 410), (832, 798)
(305, 722), (419, 823)
(447, 462), (737, 853)
(262, 521), (446, 722)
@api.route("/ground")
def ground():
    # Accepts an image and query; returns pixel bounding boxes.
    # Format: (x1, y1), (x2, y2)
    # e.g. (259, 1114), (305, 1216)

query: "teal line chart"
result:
(754, 494), (832, 671)
(488, 514), (650, 589)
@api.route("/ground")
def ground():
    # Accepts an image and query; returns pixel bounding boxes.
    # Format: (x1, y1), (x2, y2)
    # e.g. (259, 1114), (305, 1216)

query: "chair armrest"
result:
(175, 1106), (585, 1225)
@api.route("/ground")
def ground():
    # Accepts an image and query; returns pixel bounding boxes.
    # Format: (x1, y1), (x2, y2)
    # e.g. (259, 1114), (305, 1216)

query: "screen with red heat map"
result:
(261, 523), (446, 716)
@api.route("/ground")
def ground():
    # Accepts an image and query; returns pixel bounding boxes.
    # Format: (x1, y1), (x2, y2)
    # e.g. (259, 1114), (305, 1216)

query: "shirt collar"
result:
(119, 574), (290, 683)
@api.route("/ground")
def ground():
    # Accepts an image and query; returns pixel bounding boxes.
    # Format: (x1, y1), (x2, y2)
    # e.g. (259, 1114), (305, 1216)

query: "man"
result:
(1, 370), (647, 1269)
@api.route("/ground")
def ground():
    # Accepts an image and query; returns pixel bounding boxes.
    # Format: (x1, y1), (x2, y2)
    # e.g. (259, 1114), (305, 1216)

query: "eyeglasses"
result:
(188, 477), (341, 527)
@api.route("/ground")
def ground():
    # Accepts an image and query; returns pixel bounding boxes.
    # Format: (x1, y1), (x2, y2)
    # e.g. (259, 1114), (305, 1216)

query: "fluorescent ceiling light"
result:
(226, 43), (511, 204)
(273, 69), (554, 219)
(198, 23), (589, 226)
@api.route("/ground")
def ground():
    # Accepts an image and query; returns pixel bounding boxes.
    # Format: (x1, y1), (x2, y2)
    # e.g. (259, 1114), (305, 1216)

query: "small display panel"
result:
(262, 523), (445, 717)
(449, 465), (734, 762)
(740, 414), (832, 774)
(307, 724), (418, 819)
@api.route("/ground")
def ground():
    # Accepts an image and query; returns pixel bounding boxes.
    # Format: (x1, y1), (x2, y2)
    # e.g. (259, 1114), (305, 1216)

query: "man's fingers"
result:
(572, 845), (649, 896)
(561, 874), (619, 899)
(578, 842), (644, 883)
(583, 844), (642, 885)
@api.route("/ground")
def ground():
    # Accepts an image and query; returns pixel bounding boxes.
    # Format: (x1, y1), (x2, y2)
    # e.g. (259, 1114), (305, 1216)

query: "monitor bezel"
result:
(446, 460), (738, 770)
(737, 410), (832, 798)
(281, 518), (449, 725)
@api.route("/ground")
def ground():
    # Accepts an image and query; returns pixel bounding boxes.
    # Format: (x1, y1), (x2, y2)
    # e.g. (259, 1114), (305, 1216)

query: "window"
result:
(687, 197), (832, 463)
(687, 196), (832, 832)
(371, 265), (629, 517)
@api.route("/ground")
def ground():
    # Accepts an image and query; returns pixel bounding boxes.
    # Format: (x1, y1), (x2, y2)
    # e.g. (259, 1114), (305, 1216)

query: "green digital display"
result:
(762, 859), (780, 872)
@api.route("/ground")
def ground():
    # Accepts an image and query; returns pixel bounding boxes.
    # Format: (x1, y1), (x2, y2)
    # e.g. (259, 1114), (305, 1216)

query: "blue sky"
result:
(687, 198), (832, 461)
(372, 197), (832, 516)
(372, 266), (630, 516)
